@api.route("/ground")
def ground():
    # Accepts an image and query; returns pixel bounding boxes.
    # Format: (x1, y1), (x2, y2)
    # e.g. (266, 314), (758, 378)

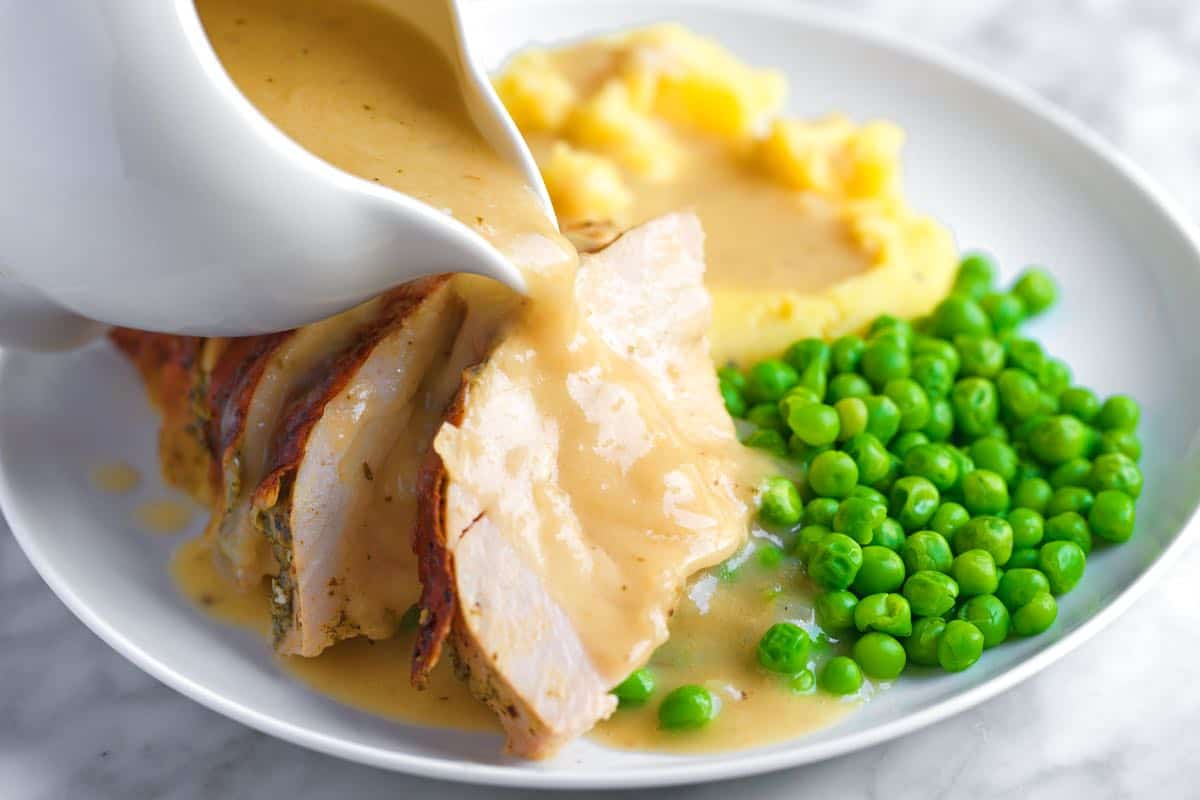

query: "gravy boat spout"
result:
(0, 0), (551, 349)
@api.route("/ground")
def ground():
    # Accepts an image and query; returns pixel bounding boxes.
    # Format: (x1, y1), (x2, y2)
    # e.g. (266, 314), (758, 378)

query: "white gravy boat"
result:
(0, 0), (550, 350)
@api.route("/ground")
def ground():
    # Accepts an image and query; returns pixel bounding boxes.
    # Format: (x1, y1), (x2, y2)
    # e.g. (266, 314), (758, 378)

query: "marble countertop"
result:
(5, 1), (1200, 798)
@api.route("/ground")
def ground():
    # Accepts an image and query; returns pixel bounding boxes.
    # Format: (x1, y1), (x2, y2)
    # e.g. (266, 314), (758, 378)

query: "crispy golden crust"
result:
(204, 332), (294, 512)
(109, 329), (214, 501)
(410, 368), (475, 687)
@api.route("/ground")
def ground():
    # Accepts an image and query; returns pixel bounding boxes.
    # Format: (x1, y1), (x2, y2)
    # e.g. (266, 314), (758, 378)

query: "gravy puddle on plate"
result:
(171, 535), (499, 732)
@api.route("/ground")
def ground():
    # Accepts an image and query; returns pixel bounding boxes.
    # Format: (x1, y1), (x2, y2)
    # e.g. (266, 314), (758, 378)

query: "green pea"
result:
(980, 291), (1026, 332)
(834, 398), (868, 442)
(1028, 415), (1089, 465)
(1011, 591), (1058, 636)
(952, 516), (1014, 566)
(1038, 540), (1086, 595)
(804, 498), (840, 528)
(858, 394), (902, 446)
(1044, 511), (1093, 553)
(720, 380), (747, 418)
(841, 432), (890, 486)
(808, 450), (859, 498)
(947, 448), (976, 489)
(1012, 477), (1053, 513)
(913, 336), (962, 374)
(1058, 386), (1100, 423)
(1037, 358), (1072, 397)
(757, 622), (812, 674)
(929, 502), (970, 539)
(957, 252), (997, 292)
(967, 438), (1018, 483)
(891, 431), (930, 457)
(956, 594), (1010, 648)
(792, 524), (830, 562)
(1045, 486), (1094, 517)
(743, 429), (787, 457)
(852, 546), (907, 594)
(747, 403), (786, 432)
(995, 368), (1043, 422)
(758, 476), (804, 527)
(1008, 507), (1045, 549)
(903, 444), (960, 491)
(906, 616), (947, 666)
(828, 373), (873, 402)
(951, 377), (999, 438)
(819, 656), (863, 695)
(883, 378), (932, 432)
(833, 497), (886, 545)
(961, 469), (1010, 516)
(784, 338), (830, 373)
(853, 592), (913, 636)
(938, 619), (985, 672)
(910, 355), (954, 400)
(746, 359), (800, 403)
(951, 549), (999, 596)
(779, 391), (820, 435)
(831, 335), (865, 374)
(1005, 336), (1044, 374)
(997, 568), (1051, 612)
(870, 314), (914, 340)
(932, 296), (992, 338)
(612, 668), (656, 707)
(861, 339), (911, 389)
(873, 518), (906, 550)
(1049, 458), (1092, 489)
(1096, 429), (1142, 462)
(890, 476), (941, 531)
(658, 685), (716, 730)
(853, 632), (907, 681)
(954, 335), (1006, 379)
(815, 590), (859, 632)
(788, 402), (841, 447)
(780, 383), (822, 408)
(1006, 547), (1041, 570)
(717, 366), (746, 390)
(872, 453), (904, 493)
(903, 570), (960, 617)
(808, 533), (864, 590)
(851, 485), (889, 507)
(1089, 490), (1136, 542)
(789, 669), (817, 694)
(1013, 267), (1057, 314)
(1096, 394), (1139, 431)
(923, 398), (955, 442)
(796, 359), (829, 400)
(901, 530), (954, 574)
(1088, 453), (1143, 499)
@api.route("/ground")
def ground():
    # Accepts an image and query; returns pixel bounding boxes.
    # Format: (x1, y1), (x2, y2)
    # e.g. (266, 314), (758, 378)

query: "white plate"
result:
(5, 0), (1200, 790)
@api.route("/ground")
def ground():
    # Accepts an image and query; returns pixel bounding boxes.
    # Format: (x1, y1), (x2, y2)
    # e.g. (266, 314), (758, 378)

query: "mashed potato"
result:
(495, 24), (957, 365)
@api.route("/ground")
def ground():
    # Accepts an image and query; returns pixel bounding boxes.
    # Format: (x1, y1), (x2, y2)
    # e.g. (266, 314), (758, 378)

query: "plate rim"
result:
(6, 0), (1200, 789)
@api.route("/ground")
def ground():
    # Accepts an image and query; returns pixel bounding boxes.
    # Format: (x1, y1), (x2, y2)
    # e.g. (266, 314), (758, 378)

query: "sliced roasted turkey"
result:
(413, 213), (759, 758)
(252, 276), (468, 657)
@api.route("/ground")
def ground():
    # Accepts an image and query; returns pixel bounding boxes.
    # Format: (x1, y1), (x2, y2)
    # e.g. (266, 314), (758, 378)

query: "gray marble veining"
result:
(5, 1), (1200, 797)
